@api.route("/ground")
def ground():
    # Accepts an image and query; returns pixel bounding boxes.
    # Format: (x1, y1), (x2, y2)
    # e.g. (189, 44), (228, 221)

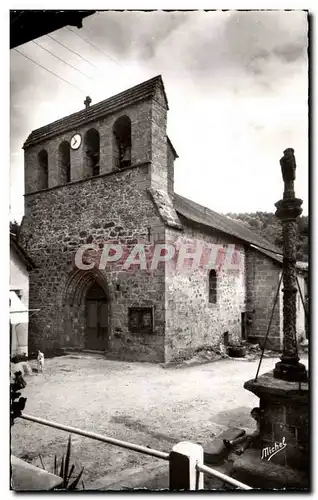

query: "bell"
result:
(121, 146), (131, 167)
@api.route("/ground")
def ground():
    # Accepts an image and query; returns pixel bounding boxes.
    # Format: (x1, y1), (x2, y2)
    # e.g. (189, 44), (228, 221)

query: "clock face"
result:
(70, 133), (82, 150)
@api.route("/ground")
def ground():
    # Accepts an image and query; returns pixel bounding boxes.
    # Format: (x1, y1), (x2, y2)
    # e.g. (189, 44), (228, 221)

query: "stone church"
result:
(20, 75), (307, 363)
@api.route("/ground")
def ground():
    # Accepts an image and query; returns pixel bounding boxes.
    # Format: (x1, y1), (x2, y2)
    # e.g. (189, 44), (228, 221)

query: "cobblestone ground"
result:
(10, 353), (308, 487)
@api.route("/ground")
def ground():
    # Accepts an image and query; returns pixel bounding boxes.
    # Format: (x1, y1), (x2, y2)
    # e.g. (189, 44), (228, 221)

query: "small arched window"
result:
(38, 149), (48, 190)
(113, 115), (131, 169)
(58, 141), (71, 184)
(84, 128), (100, 177)
(209, 269), (217, 304)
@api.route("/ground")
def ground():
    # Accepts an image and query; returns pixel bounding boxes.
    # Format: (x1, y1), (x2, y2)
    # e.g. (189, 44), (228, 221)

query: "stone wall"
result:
(167, 141), (176, 199)
(245, 249), (282, 350)
(259, 387), (308, 470)
(20, 164), (167, 362)
(245, 373), (309, 472)
(150, 99), (168, 193)
(164, 221), (246, 362)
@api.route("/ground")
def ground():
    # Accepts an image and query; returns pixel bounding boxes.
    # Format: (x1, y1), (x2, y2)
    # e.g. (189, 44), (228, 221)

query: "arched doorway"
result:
(85, 281), (109, 350)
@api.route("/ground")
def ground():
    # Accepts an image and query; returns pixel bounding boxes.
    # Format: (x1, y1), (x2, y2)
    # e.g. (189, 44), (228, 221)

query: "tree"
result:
(225, 212), (308, 262)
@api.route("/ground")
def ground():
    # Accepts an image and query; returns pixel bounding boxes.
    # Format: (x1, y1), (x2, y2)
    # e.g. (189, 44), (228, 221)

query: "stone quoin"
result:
(20, 76), (307, 362)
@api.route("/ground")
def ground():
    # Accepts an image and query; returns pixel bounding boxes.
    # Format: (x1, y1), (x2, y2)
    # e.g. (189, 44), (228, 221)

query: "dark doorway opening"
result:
(241, 312), (247, 341)
(85, 282), (108, 350)
(113, 115), (132, 169)
(84, 128), (100, 177)
(223, 331), (229, 347)
(38, 149), (48, 189)
(59, 141), (71, 183)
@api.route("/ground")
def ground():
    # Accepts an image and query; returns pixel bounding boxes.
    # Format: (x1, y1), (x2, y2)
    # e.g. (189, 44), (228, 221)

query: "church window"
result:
(38, 149), (48, 189)
(113, 115), (132, 169)
(84, 128), (100, 177)
(58, 141), (71, 183)
(209, 269), (217, 303)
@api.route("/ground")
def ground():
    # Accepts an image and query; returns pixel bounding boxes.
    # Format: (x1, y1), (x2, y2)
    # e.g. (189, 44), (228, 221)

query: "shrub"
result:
(11, 353), (28, 364)
(39, 435), (84, 490)
(10, 371), (27, 426)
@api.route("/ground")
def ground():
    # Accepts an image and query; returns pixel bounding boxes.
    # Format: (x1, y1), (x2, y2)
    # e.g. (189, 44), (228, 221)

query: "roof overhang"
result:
(10, 234), (35, 270)
(10, 10), (96, 49)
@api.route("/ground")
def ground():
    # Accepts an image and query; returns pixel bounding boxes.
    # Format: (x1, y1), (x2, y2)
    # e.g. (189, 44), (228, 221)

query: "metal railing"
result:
(196, 463), (252, 490)
(20, 414), (169, 461)
(19, 413), (251, 490)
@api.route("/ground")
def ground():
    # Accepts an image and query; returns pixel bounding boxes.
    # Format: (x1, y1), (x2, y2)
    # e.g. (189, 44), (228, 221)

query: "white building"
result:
(10, 234), (35, 357)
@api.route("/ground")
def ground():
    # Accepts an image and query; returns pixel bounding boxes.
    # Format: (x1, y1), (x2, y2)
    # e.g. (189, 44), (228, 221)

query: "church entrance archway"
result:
(61, 269), (111, 351)
(85, 281), (109, 350)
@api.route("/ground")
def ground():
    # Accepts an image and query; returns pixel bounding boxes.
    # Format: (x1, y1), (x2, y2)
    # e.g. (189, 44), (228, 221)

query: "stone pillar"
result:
(241, 149), (309, 485)
(273, 148), (307, 382)
(244, 372), (309, 471)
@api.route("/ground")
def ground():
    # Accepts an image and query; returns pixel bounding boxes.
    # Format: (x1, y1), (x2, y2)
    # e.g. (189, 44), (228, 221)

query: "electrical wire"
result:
(32, 40), (94, 81)
(13, 48), (86, 93)
(254, 271), (284, 381)
(296, 275), (308, 319)
(46, 33), (98, 69)
(66, 26), (124, 68)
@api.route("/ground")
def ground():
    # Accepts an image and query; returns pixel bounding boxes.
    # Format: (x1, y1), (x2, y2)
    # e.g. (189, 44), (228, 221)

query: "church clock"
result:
(70, 133), (82, 150)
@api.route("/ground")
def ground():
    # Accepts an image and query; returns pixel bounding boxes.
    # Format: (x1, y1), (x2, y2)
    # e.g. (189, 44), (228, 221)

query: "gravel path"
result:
(11, 353), (308, 486)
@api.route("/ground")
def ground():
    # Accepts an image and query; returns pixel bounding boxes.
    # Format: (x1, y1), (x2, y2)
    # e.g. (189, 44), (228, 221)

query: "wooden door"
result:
(85, 283), (108, 350)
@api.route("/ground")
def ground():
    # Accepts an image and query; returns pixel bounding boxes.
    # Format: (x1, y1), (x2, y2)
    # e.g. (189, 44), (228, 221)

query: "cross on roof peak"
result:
(84, 96), (92, 109)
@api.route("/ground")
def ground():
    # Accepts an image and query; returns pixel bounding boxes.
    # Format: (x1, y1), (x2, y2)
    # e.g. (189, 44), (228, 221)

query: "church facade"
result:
(20, 76), (307, 363)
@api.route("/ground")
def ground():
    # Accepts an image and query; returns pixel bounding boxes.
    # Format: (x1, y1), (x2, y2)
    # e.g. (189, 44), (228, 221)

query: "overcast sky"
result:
(10, 10), (308, 222)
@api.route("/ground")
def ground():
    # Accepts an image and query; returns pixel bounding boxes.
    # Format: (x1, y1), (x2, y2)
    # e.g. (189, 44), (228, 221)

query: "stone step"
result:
(231, 448), (309, 490)
(11, 455), (63, 491)
(203, 427), (246, 465)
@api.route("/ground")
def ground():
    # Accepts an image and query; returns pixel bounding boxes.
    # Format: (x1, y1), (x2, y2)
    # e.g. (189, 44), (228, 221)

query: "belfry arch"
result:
(84, 128), (100, 177)
(112, 115), (132, 169)
(38, 149), (48, 189)
(58, 140), (71, 184)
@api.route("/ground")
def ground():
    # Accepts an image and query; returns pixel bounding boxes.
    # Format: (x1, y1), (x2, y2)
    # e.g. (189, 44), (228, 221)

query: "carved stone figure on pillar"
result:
(280, 148), (296, 200)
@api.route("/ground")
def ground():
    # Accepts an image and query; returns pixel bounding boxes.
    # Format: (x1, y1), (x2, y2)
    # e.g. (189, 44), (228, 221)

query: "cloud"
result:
(80, 11), (190, 61)
(273, 43), (307, 63)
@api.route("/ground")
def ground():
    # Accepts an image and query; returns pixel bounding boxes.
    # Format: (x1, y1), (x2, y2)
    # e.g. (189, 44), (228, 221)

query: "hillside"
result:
(225, 212), (308, 262)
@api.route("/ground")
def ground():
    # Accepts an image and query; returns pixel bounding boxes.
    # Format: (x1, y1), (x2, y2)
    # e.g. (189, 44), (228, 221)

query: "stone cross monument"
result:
(273, 148), (308, 382)
(241, 149), (309, 486)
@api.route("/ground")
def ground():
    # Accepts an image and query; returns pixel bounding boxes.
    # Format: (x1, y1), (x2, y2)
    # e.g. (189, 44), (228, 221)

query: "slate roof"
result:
(174, 194), (283, 263)
(24, 75), (168, 148)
